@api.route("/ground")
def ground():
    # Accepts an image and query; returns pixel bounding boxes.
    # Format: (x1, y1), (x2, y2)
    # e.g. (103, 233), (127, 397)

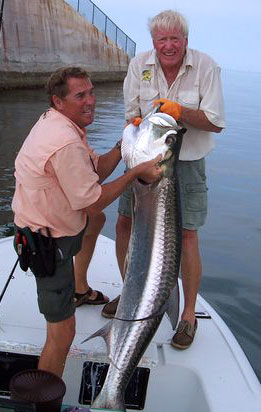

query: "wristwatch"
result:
(115, 139), (122, 150)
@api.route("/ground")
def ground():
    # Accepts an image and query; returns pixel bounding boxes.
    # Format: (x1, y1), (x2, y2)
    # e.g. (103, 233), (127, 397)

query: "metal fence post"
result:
(125, 36), (128, 54)
(92, 2), (94, 24)
(0, 0), (5, 31)
(105, 15), (107, 35)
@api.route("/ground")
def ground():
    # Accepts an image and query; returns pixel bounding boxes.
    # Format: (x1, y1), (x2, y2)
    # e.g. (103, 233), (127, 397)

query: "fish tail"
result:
(166, 283), (180, 330)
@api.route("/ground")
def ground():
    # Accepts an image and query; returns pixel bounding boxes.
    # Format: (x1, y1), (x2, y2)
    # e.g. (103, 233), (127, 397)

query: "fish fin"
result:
(81, 321), (113, 349)
(165, 283), (180, 330)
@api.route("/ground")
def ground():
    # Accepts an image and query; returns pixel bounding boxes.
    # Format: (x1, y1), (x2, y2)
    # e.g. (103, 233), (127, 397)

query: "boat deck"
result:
(0, 235), (260, 411)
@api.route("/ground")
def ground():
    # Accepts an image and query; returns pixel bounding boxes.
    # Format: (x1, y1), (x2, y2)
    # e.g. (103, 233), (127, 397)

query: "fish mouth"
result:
(161, 133), (177, 163)
(162, 148), (174, 162)
(156, 132), (179, 177)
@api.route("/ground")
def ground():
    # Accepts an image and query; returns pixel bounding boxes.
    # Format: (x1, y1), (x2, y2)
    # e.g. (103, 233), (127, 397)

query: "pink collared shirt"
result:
(12, 109), (102, 237)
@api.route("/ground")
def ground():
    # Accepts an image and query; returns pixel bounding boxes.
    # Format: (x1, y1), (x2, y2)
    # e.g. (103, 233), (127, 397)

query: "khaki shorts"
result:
(35, 228), (85, 323)
(118, 159), (208, 230)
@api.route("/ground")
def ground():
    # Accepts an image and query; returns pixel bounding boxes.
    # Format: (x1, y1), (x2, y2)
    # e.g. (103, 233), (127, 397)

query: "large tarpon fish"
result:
(83, 109), (186, 411)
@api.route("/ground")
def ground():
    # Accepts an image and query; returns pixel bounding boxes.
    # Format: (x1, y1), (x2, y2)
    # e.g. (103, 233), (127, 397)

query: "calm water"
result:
(0, 71), (260, 381)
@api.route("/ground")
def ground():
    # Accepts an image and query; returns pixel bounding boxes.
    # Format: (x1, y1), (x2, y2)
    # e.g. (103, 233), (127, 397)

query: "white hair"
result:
(148, 10), (189, 38)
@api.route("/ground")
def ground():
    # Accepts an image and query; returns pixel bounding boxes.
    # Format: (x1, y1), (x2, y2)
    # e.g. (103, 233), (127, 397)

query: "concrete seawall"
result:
(0, 0), (130, 89)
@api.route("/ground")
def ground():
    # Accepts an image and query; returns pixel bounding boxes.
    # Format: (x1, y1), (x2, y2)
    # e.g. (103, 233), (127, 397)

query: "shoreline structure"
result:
(0, 0), (131, 89)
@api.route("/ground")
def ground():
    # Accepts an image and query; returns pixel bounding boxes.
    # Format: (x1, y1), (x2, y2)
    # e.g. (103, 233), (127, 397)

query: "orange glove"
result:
(124, 117), (142, 128)
(153, 98), (182, 120)
(131, 117), (142, 127)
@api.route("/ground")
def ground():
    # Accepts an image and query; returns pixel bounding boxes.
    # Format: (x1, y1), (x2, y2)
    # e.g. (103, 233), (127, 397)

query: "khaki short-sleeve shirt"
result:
(123, 48), (226, 160)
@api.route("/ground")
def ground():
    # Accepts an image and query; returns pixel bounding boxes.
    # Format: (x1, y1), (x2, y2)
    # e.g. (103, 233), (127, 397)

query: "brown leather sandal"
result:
(74, 287), (109, 307)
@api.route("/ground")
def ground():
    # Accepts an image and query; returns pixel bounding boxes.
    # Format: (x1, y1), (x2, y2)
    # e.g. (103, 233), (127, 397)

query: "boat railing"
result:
(66, 0), (136, 58)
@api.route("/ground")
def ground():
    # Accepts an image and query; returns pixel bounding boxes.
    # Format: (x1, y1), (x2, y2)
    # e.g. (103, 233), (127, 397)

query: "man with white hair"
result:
(102, 10), (225, 349)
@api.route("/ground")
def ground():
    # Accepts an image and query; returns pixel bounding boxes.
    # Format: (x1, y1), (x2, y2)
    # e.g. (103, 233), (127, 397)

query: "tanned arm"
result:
(87, 155), (162, 216)
(96, 143), (122, 183)
(180, 107), (223, 133)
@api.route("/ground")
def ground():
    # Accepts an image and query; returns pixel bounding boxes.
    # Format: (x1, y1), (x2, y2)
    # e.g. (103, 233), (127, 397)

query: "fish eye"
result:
(165, 135), (176, 145)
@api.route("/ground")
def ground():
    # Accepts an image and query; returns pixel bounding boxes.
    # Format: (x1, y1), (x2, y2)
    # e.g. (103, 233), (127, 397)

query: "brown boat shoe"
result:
(101, 295), (120, 318)
(171, 318), (198, 349)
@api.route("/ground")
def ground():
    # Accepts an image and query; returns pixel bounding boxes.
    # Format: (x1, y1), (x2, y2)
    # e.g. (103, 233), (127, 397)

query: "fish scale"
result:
(85, 112), (186, 411)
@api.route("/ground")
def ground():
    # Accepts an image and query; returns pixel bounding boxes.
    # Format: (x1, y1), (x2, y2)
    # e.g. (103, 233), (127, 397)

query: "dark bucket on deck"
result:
(9, 369), (66, 411)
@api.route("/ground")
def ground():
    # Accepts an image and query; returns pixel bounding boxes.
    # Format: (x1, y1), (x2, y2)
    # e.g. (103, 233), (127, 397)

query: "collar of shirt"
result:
(48, 108), (87, 142)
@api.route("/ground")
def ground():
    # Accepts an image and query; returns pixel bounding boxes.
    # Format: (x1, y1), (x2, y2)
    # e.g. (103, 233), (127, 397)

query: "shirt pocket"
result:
(177, 90), (200, 109)
(184, 183), (207, 211)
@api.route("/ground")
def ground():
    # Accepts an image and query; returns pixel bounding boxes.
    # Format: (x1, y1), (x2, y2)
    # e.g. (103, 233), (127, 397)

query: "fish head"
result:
(122, 111), (185, 174)
(158, 126), (187, 177)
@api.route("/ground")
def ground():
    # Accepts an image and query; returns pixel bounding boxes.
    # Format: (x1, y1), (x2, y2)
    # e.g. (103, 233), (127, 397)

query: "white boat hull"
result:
(0, 235), (260, 411)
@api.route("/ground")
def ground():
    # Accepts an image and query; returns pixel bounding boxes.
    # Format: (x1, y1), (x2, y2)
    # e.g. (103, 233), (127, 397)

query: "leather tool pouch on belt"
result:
(14, 226), (56, 277)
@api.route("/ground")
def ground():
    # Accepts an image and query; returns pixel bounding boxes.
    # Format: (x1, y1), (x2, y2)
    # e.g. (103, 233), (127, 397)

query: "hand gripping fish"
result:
(83, 109), (186, 411)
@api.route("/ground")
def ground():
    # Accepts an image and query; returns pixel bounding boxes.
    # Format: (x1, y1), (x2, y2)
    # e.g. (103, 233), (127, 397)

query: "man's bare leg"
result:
(74, 212), (106, 300)
(180, 229), (202, 326)
(38, 315), (75, 377)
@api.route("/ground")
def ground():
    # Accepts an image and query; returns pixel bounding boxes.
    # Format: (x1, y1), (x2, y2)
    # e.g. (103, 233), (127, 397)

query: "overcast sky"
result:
(92, 0), (260, 73)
